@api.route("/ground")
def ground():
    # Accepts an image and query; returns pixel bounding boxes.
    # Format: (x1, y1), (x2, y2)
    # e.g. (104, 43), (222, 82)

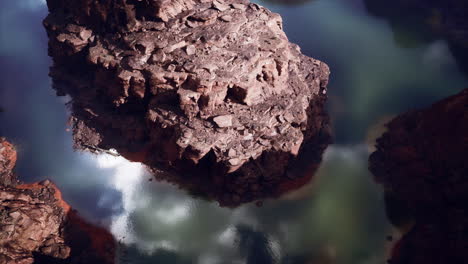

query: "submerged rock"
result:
(44, 0), (331, 206)
(0, 139), (115, 264)
(369, 88), (468, 264)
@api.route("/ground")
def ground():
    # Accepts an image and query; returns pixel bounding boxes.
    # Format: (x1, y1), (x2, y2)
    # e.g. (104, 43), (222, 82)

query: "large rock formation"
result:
(0, 138), (115, 264)
(369, 88), (468, 264)
(44, 0), (331, 206)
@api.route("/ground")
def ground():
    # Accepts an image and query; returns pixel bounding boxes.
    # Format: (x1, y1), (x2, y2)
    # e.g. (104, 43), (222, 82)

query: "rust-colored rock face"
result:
(44, 0), (331, 206)
(0, 138), (18, 187)
(369, 88), (468, 264)
(0, 181), (71, 264)
(0, 140), (115, 264)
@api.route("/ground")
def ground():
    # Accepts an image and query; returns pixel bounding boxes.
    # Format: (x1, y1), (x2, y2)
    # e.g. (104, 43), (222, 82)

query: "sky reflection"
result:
(1, 0), (467, 263)
(105, 146), (387, 264)
(258, 0), (467, 143)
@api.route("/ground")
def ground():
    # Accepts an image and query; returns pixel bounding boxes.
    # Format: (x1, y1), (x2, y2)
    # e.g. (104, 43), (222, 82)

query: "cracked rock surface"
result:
(369, 88), (468, 264)
(0, 139), (115, 264)
(0, 138), (18, 187)
(44, 0), (331, 206)
(0, 182), (71, 264)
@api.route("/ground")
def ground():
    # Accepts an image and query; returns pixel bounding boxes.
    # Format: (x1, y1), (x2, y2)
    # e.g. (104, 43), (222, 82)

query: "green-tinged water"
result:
(0, 0), (466, 263)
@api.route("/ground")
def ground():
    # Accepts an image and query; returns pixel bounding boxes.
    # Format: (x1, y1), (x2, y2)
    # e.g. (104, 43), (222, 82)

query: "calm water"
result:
(0, 0), (467, 263)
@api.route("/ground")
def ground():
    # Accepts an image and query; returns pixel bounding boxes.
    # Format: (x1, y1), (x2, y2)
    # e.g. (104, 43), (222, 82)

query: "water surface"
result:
(0, 0), (466, 263)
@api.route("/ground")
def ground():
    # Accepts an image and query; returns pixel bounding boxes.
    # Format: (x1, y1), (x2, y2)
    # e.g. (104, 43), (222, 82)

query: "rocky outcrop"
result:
(364, 0), (468, 74)
(0, 139), (115, 264)
(0, 138), (18, 187)
(369, 88), (468, 264)
(44, 0), (331, 206)
(370, 89), (467, 213)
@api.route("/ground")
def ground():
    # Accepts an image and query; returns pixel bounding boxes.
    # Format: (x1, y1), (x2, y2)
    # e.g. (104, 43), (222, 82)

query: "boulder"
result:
(44, 0), (331, 206)
(369, 88), (468, 264)
(0, 140), (115, 264)
(0, 138), (18, 187)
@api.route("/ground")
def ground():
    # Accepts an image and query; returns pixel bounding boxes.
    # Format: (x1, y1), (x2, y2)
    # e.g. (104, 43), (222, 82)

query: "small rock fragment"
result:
(228, 148), (236, 157)
(185, 45), (196, 55)
(220, 15), (232, 22)
(213, 0), (230, 11)
(213, 115), (233, 128)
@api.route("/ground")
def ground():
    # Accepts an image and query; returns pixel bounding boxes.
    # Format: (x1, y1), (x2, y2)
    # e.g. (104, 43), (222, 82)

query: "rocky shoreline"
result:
(0, 138), (115, 264)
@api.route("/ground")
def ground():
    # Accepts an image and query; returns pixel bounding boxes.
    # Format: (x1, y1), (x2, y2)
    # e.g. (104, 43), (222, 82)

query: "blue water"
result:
(0, 0), (466, 263)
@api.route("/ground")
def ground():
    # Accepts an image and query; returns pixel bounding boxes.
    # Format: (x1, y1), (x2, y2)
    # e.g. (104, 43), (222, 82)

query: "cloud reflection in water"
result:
(102, 146), (387, 264)
(2, 0), (467, 263)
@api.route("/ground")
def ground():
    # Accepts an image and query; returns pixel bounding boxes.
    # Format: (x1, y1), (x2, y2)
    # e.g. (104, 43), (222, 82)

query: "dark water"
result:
(0, 0), (467, 263)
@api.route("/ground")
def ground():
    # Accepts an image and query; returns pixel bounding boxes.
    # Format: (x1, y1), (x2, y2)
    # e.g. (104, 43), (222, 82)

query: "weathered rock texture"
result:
(364, 0), (468, 74)
(369, 88), (468, 264)
(0, 181), (72, 264)
(44, 0), (331, 206)
(0, 139), (115, 264)
(0, 138), (18, 187)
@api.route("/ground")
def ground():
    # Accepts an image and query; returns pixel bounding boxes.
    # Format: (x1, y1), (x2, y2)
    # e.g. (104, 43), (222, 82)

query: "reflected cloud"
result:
(422, 40), (457, 70)
(362, 0), (468, 76)
(107, 146), (389, 263)
(1, 0), (435, 263)
(154, 204), (191, 225)
(261, 0), (468, 143)
(18, 0), (47, 10)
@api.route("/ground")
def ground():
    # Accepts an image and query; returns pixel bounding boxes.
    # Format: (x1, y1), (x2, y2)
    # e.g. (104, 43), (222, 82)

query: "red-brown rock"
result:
(44, 0), (331, 206)
(369, 88), (468, 264)
(0, 140), (115, 264)
(0, 138), (18, 187)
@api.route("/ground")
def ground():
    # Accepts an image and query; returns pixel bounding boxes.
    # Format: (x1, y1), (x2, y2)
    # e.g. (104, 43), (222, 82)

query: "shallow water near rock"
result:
(0, 0), (467, 263)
